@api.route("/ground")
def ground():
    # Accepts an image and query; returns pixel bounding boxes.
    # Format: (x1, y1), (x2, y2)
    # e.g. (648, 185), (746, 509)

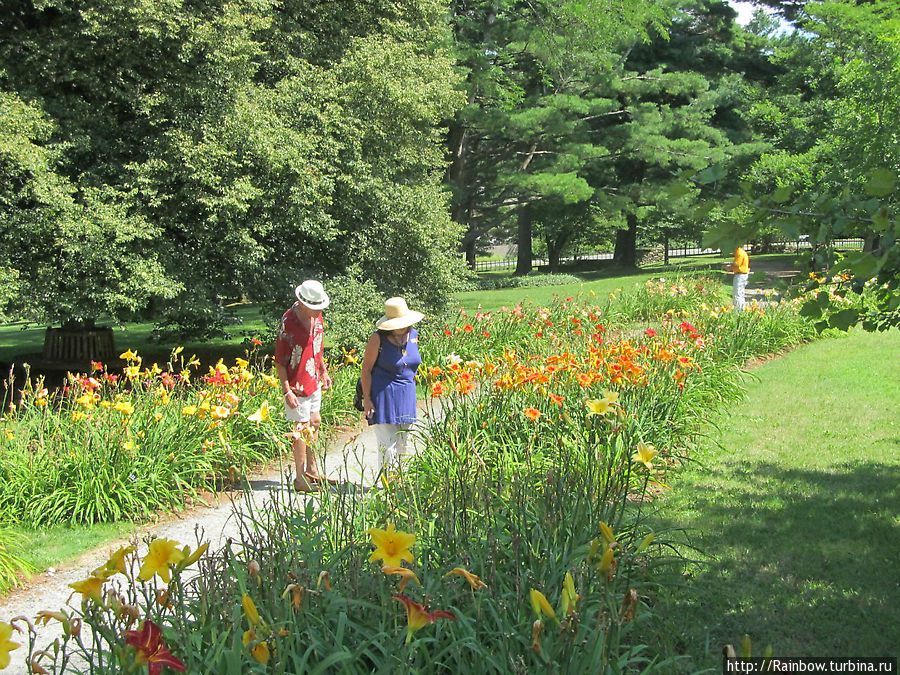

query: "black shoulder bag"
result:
(353, 333), (382, 412)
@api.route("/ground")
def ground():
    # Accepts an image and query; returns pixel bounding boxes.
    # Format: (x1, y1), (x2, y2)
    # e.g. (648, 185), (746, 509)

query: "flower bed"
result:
(3, 284), (817, 672)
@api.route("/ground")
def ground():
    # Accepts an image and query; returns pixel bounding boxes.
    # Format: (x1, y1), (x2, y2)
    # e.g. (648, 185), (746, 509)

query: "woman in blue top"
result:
(360, 297), (424, 476)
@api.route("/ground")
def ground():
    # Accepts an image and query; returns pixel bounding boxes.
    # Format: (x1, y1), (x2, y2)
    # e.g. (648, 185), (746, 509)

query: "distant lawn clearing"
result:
(651, 328), (900, 666)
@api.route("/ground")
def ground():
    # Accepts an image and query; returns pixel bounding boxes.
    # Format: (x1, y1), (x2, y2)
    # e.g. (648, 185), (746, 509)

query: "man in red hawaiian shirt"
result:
(275, 280), (333, 492)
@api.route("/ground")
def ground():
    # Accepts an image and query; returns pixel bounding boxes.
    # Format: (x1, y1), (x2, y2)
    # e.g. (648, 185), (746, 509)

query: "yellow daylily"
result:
(445, 567), (487, 591)
(599, 548), (617, 581)
(138, 538), (185, 583)
(119, 349), (139, 361)
(635, 533), (655, 554)
(382, 566), (420, 593)
(599, 521), (616, 547)
(585, 398), (612, 416)
(529, 589), (557, 622)
(242, 594), (262, 626)
(181, 405), (197, 416)
(0, 621), (20, 670)
(247, 400), (271, 423)
(602, 390), (619, 404)
(68, 576), (105, 603)
(367, 523), (416, 568)
(242, 627), (270, 664)
(560, 572), (579, 616)
(92, 545), (135, 579)
(632, 442), (657, 470)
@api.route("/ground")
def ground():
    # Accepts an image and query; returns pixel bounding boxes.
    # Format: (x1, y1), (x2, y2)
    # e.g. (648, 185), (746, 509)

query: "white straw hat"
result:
(375, 297), (424, 331)
(294, 280), (330, 309)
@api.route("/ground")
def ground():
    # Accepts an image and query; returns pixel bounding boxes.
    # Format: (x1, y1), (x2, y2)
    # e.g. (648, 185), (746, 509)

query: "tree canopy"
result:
(0, 0), (464, 333)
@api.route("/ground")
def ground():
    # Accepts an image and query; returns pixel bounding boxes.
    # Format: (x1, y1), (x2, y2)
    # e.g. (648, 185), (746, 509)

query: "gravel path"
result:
(0, 418), (391, 675)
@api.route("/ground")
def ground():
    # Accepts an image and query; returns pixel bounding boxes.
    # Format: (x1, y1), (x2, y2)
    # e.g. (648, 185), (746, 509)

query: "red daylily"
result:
(395, 595), (455, 643)
(123, 620), (186, 675)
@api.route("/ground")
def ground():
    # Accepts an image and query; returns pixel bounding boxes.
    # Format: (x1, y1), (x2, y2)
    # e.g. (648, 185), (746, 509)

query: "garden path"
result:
(0, 414), (399, 675)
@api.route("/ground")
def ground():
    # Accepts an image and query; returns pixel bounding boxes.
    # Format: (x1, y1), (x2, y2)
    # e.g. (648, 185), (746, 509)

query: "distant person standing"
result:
(360, 297), (424, 477)
(724, 246), (750, 311)
(275, 280), (333, 492)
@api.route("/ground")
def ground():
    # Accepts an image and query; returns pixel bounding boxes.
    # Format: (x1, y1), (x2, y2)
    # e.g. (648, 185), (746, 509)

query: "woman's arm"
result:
(359, 332), (380, 418)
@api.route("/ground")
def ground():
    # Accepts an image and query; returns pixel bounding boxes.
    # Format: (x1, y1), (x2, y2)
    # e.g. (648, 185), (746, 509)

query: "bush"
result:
(471, 272), (582, 291)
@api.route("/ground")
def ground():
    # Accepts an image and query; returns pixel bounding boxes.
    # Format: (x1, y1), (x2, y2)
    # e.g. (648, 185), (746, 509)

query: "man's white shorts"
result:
(284, 387), (322, 424)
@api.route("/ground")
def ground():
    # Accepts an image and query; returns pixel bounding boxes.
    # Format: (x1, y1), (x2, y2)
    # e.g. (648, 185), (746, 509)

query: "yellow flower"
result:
(367, 523), (416, 568)
(632, 442), (657, 470)
(211, 406), (230, 420)
(2, 429), (13, 440)
(585, 398), (612, 415)
(242, 628), (270, 664)
(0, 621), (20, 670)
(529, 589), (557, 622)
(445, 567), (487, 591)
(635, 532), (655, 554)
(119, 349), (139, 361)
(68, 576), (105, 603)
(124, 365), (141, 379)
(76, 393), (95, 409)
(599, 521), (616, 546)
(602, 390), (619, 404)
(261, 374), (279, 387)
(112, 400), (134, 415)
(235, 357), (249, 369)
(181, 405), (197, 416)
(247, 400), (271, 423)
(71, 411), (86, 422)
(242, 594), (262, 626)
(599, 548), (617, 581)
(92, 545), (135, 579)
(138, 538), (185, 583)
(251, 641), (270, 664)
(560, 572), (579, 616)
(382, 566), (420, 593)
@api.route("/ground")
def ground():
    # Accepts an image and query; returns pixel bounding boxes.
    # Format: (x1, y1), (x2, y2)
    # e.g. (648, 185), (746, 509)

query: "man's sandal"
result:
(293, 478), (320, 493)
(305, 472), (339, 486)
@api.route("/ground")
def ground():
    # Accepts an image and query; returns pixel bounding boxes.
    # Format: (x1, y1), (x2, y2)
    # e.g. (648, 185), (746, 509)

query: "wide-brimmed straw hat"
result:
(295, 280), (330, 310)
(375, 297), (424, 331)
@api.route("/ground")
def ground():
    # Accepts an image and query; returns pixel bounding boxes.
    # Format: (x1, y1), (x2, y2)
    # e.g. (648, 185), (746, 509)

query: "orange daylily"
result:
(395, 595), (455, 644)
(445, 567), (487, 591)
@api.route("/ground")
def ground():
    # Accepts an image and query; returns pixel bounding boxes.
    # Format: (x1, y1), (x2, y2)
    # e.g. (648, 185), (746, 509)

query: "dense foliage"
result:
(0, 0), (465, 331)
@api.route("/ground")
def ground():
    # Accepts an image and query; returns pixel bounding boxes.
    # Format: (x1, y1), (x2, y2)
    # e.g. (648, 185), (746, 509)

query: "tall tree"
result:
(0, 0), (463, 333)
(446, 0), (669, 273)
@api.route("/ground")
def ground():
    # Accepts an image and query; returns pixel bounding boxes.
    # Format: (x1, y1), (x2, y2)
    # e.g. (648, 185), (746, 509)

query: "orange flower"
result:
(523, 408), (541, 421)
(445, 567), (487, 591)
(455, 380), (475, 395)
(430, 381), (446, 398)
(576, 372), (593, 388)
(382, 566), (420, 593)
(395, 595), (455, 644)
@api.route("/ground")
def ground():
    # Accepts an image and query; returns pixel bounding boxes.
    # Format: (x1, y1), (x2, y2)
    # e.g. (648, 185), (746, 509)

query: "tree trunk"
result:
(547, 237), (561, 272)
(463, 238), (477, 269)
(514, 203), (533, 276)
(613, 212), (638, 267)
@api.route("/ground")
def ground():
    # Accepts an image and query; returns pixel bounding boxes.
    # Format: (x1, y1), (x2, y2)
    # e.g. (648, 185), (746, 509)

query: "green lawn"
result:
(650, 328), (900, 666)
(453, 253), (801, 314)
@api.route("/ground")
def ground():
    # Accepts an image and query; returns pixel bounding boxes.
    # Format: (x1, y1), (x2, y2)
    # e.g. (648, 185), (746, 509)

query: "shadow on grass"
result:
(652, 458), (900, 665)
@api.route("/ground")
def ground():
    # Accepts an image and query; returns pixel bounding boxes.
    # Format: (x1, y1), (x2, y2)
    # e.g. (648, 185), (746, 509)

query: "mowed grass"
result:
(650, 328), (900, 666)
(452, 253), (801, 314)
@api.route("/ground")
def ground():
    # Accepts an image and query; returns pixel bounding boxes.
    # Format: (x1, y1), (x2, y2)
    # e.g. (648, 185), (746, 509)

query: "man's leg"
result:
(291, 422), (316, 491)
(305, 411), (322, 477)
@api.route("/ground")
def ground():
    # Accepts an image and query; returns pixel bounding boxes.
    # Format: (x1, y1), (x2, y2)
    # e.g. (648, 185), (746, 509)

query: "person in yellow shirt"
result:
(724, 246), (750, 310)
